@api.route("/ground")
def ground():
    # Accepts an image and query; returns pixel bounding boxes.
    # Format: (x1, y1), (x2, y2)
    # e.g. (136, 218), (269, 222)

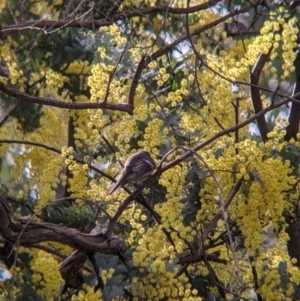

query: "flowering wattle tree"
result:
(0, 1), (300, 300)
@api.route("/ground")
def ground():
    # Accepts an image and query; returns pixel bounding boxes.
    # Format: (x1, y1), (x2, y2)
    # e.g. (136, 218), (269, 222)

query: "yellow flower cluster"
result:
(29, 71), (45, 87)
(133, 103), (148, 121)
(87, 24), (133, 104)
(155, 68), (170, 87)
(64, 60), (91, 75)
(8, 147), (63, 209)
(180, 108), (204, 133)
(216, 41), (250, 80)
(131, 265), (202, 301)
(149, 60), (158, 69)
(165, 80), (189, 107)
(155, 161), (194, 241)
(45, 69), (69, 89)
(68, 167), (89, 197)
(31, 250), (61, 300)
(61, 146), (75, 158)
(0, 103), (69, 209)
(100, 268), (115, 285)
(256, 242), (300, 301)
(71, 285), (102, 301)
(71, 107), (102, 150)
(138, 118), (163, 152)
(133, 224), (173, 263)
(86, 178), (104, 201)
(61, 146), (88, 197)
(88, 63), (128, 104)
(7, 61), (25, 87)
(234, 142), (293, 251)
(100, 24), (127, 46)
(33, 106), (68, 147)
(257, 16), (298, 79)
(88, 62), (109, 101)
(280, 19), (298, 79)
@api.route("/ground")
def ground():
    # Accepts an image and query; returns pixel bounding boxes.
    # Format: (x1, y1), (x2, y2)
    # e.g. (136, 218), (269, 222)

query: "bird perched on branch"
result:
(107, 150), (156, 195)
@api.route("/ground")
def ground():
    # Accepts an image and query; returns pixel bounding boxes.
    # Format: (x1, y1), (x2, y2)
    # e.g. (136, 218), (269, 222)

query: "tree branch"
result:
(0, 196), (125, 254)
(250, 49), (273, 142)
(0, 1), (222, 37)
(285, 50), (300, 141)
(0, 83), (132, 113)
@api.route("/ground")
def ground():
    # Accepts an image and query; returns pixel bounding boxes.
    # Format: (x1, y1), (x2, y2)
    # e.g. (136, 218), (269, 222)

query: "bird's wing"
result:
(131, 158), (154, 176)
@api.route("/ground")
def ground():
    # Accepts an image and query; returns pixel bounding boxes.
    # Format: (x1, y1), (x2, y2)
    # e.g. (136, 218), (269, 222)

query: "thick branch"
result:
(250, 50), (273, 142)
(0, 83), (132, 114)
(0, 196), (125, 254)
(59, 225), (107, 293)
(59, 250), (86, 291)
(285, 51), (300, 141)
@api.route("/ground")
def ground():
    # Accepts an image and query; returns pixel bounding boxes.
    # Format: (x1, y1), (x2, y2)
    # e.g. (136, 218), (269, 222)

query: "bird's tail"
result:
(107, 176), (128, 195)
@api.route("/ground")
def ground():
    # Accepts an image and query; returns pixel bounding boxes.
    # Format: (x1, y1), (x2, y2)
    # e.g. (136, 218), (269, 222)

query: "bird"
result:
(107, 150), (156, 195)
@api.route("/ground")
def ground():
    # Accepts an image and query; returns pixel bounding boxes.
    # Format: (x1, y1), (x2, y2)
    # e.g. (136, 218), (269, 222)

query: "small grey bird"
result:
(107, 150), (155, 195)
